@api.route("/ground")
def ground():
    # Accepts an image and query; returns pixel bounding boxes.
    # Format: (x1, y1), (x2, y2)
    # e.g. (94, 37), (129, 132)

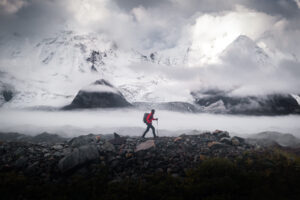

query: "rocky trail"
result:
(0, 131), (257, 182)
(1, 131), (300, 200)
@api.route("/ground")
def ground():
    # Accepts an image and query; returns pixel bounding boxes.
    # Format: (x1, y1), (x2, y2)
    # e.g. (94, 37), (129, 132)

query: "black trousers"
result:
(142, 123), (156, 138)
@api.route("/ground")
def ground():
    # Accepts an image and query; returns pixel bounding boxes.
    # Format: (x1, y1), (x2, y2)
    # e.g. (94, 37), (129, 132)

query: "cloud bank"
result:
(0, 0), (299, 52)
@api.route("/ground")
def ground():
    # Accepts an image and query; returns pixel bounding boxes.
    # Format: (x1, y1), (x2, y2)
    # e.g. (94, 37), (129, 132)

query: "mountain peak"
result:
(235, 35), (253, 42)
(221, 34), (271, 67)
(228, 35), (257, 49)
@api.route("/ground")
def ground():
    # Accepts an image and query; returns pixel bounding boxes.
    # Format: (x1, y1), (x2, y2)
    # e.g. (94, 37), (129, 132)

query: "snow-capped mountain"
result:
(0, 30), (299, 114)
(0, 30), (179, 108)
(142, 35), (274, 69)
(220, 35), (273, 69)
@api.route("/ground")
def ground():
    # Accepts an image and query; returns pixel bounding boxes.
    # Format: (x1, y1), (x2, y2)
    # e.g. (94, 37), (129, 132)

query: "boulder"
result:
(30, 132), (67, 144)
(231, 136), (245, 146)
(63, 79), (131, 109)
(68, 134), (99, 148)
(14, 156), (28, 168)
(58, 145), (99, 173)
(213, 130), (230, 139)
(220, 137), (232, 145)
(231, 138), (240, 146)
(100, 141), (116, 152)
(135, 140), (155, 152)
(208, 141), (228, 150)
(174, 137), (182, 142)
(109, 132), (127, 145)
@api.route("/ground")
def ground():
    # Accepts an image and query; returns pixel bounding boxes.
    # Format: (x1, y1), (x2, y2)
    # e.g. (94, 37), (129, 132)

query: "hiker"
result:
(142, 109), (158, 138)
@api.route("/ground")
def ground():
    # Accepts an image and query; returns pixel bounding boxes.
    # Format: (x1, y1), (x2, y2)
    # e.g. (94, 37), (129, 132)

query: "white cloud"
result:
(294, 0), (300, 9)
(186, 5), (277, 67)
(0, 0), (28, 15)
(0, 109), (300, 137)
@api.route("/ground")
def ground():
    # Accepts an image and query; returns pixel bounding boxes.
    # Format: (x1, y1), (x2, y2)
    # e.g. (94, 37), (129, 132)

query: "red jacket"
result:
(146, 113), (154, 124)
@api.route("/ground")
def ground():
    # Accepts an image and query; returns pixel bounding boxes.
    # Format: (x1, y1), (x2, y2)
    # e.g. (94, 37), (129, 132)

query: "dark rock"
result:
(63, 79), (131, 109)
(52, 144), (64, 150)
(14, 147), (26, 156)
(58, 144), (99, 173)
(231, 136), (245, 145)
(68, 134), (99, 148)
(30, 132), (67, 144)
(14, 156), (28, 168)
(207, 141), (228, 150)
(0, 132), (30, 142)
(231, 138), (240, 146)
(100, 141), (116, 152)
(2, 90), (13, 102)
(220, 137), (232, 145)
(0, 130), (259, 182)
(192, 91), (300, 115)
(25, 161), (40, 175)
(213, 130), (230, 139)
(109, 133), (127, 145)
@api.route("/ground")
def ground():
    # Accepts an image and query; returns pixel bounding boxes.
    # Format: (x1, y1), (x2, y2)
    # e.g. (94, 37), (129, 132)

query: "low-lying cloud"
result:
(0, 109), (299, 137)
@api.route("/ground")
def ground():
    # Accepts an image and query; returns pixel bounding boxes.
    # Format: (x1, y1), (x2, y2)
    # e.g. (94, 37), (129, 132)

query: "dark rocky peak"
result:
(192, 89), (300, 115)
(62, 79), (132, 109)
(234, 35), (255, 43)
(93, 79), (114, 88)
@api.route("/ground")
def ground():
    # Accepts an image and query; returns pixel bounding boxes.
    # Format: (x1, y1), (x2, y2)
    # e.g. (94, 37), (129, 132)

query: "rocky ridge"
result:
(0, 131), (256, 182)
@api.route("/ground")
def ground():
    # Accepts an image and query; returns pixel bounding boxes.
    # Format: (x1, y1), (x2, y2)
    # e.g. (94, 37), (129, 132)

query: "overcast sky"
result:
(1, 0), (300, 96)
(1, 0), (300, 52)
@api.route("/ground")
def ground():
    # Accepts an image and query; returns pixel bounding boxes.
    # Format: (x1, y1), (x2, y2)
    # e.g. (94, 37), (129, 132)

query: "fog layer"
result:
(0, 109), (299, 138)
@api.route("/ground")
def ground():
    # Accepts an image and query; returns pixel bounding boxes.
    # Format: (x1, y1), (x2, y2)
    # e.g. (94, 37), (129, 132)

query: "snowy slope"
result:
(0, 30), (184, 108)
(0, 31), (299, 111)
(292, 94), (300, 106)
(220, 35), (274, 70)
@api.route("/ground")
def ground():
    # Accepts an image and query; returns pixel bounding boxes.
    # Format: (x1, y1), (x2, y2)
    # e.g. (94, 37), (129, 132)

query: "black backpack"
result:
(143, 113), (149, 123)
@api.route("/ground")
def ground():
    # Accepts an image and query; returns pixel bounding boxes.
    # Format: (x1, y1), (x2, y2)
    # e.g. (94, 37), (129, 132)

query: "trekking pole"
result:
(156, 119), (159, 137)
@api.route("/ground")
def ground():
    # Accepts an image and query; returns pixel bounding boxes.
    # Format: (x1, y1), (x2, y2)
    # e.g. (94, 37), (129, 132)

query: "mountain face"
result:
(63, 79), (131, 109)
(0, 31), (299, 115)
(221, 35), (271, 66)
(0, 30), (170, 107)
(191, 90), (300, 115)
(189, 35), (300, 115)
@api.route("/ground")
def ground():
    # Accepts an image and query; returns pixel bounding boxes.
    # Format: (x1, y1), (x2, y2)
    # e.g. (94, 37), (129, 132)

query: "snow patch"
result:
(292, 94), (300, 105)
(81, 84), (120, 94)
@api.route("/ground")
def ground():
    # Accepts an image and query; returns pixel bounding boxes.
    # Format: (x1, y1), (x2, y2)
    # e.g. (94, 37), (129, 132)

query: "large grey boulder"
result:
(63, 79), (131, 109)
(58, 145), (99, 173)
(135, 140), (155, 152)
(68, 134), (99, 148)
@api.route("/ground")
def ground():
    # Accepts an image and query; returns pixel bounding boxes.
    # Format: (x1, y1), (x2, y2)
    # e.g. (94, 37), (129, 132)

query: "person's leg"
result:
(142, 124), (150, 138)
(150, 124), (156, 137)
